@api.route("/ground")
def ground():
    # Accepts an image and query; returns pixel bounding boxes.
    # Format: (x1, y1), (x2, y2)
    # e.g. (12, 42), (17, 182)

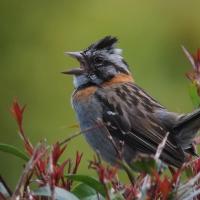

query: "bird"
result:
(63, 36), (200, 168)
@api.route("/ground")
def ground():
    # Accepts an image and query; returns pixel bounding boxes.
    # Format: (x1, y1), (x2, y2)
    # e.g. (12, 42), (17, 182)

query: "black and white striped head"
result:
(64, 36), (130, 88)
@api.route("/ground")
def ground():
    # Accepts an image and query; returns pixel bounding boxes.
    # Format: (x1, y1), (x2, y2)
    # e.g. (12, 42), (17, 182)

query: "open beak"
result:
(62, 51), (85, 75)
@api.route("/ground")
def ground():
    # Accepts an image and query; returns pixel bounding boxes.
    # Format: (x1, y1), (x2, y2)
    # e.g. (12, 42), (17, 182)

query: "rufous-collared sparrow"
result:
(63, 36), (200, 168)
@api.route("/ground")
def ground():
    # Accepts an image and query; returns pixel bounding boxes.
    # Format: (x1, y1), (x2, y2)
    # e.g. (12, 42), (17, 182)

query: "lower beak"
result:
(62, 68), (85, 75)
(63, 51), (85, 75)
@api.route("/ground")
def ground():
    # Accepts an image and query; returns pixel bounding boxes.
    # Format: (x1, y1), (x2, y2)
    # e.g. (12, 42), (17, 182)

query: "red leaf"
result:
(183, 47), (200, 97)
(54, 159), (69, 185)
(152, 170), (172, 199)
(168, 166), (182, 185)
(37, 159), (47, 174)
(10, 99), (33, 155)
(124, 185), (139, 200)
(89, 157), (118, 184)
(52, 143), (67, 165)
(193, 48), (200, 72)
(11, 99), (26, 134)
(72, 151), (83, 174)
(182, 47), (200, 73)
(193, 158), (200, 173)
(183, 47), (200, 73)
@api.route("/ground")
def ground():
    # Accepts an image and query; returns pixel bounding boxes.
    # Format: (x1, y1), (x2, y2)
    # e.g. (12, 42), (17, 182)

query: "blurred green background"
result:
(1, 0), (200, 188)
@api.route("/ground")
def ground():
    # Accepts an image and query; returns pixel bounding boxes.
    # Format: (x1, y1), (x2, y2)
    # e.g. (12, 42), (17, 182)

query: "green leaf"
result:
(0, 143), (29, 161)
(184, 166), (193, 178)
(130, 155), (157, 174)
(33, 185), (80, 200)
(66, 174), (106, 196)
(72, 183), (105, 200)
(189, 83), (200, 108)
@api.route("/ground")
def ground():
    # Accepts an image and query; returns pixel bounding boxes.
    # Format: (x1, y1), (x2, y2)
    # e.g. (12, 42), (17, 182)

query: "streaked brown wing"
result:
(94, 82), (185, 167)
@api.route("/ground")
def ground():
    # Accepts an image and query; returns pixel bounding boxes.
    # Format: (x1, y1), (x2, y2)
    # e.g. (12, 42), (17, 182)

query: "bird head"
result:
(63, 36), (130, 88)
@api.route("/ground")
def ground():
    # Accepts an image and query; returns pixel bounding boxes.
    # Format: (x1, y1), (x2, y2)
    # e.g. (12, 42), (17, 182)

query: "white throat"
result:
(73, 75), (90, 88)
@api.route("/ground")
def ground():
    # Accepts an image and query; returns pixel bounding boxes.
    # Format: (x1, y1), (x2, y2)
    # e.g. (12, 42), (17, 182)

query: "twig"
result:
(120, 161), (135, 186)
(11, 143), (46, 200)
(95, 119), (124, 161)
(88, 154), (111, 200)
(154, 132), (169, 161)
(0, 192), (7, 200)
(140, 175), (151, 200)
(181, 46), (196, 70)
(59, 123), (105, 146)
(140, 132), (170, 199)
(49, 148), (55, 200)
(59, 132), (82, 146)
(95, 119), (135, 185)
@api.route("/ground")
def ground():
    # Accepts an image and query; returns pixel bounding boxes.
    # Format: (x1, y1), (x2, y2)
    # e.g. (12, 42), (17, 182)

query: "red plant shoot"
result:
(183, 47), (200, 96)
(10, 99), (33, 155)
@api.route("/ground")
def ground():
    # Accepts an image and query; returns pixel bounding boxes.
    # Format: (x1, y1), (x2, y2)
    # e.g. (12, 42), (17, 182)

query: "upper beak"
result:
(64, 51), (83, 62)
(62, 51), (85, 75)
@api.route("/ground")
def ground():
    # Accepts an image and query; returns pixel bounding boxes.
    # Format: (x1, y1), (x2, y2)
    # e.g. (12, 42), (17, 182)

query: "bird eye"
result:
(94, 56), (104, 65)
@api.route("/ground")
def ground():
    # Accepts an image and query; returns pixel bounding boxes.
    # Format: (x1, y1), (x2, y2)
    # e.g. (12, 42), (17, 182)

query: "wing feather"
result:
(94, 82), (185, 167)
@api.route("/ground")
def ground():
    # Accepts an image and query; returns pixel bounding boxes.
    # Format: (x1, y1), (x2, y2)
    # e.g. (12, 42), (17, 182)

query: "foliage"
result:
(1, 48), (200, 199)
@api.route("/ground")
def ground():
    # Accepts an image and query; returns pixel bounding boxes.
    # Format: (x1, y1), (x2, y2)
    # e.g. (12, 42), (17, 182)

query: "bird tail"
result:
(173, 109), (200, 151)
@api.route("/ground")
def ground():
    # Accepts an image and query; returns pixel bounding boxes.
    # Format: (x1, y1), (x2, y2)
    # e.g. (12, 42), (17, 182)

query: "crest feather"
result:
(87, 36), (118, 51)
